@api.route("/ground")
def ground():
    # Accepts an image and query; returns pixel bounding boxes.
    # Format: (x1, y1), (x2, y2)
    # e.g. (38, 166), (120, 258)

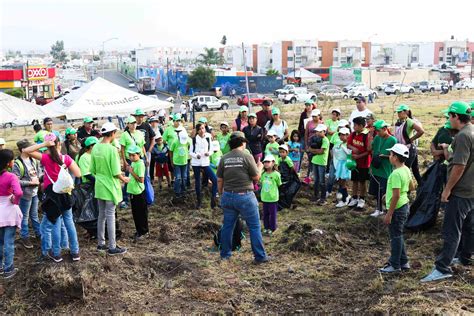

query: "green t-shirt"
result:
(326, 119), (340, 144)
(90, 142), (123, 205)
(78, 152), (92, 184)
(386, 165), (411, 210)
(265, 142), (280, 156)
(170, 139), (190, 166)
(276, 156), (294, 168)
(431, 127), (453, 148)
(127, 160), (145, 195)
(119, 130), (145, 157)
(311, 136), (330, 166)
(371, 135), (397, 179)
(217, 133), (231, 154)
(162, 125), (178, 145)
(260, 171), (282, 202)
(210, 150), (223, 174)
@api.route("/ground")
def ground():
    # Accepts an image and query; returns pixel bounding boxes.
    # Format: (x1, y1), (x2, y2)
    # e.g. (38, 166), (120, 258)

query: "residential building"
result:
(371, 42), (435, 67)
(134, 47), (197, 67)
(434, 40), (473, 65)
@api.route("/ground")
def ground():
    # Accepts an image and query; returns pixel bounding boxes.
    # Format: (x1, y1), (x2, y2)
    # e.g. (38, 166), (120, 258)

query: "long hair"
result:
(0, 149), (14, 173)
(290, 129), (300, 142)
(48, 138), (63, 165)
(77, 143), (94, 161)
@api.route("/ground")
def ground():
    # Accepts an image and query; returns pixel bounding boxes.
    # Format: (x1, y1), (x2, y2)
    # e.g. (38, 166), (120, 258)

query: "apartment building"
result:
(434, 40), (473, 65)
(135, 47), (197, 66)
(371, 42), (435, 67)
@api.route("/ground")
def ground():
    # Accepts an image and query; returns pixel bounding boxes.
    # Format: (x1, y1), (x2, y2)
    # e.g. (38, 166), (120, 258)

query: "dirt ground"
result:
(0, 91), (473, 313)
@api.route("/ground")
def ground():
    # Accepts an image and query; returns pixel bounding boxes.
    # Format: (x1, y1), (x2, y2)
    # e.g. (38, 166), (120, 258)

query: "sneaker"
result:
(357, 199), (366, 209)
(370, 209), (384, 217)
(47, 251), (63, 263)
(336, 192), (343, 201)
(119, 201), (128, 209)
(401, 262), (411, 271)
(347, 198), (359, 207)
(71, 253), (80, 262)
(20, 237), (34, 249)
(97, 244), (108, 252)
(379, 263), (401, 273)
(420, 268), (453, 283)
(107, 246), (127, 256)
(3, 268), (18, 279)
(335, 201), (347, 208)
(254, 256), (272, 265)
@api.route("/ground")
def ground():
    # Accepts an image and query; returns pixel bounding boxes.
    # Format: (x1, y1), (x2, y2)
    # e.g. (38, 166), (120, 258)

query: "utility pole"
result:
(242, 43), (252, 114)
(101, 37), (118, 78)
(471, 52), (474, 80)
(166, 57), (170, 93)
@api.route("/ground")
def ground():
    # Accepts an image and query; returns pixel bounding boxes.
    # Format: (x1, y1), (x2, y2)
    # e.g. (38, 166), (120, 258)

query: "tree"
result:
(198, 47), (224, 65)
(70, 51), (81, 60)
(4, 88), (25, 99)
(187, 66), (216, 90)
(220, 35), (227, 46)
(50, 40), (68, 63)
(266, 69), (280, 76)
(92, 55), (101, 61)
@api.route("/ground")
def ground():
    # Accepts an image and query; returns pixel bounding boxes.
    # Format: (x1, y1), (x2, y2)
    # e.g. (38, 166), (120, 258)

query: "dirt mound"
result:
(192, 220), (221, 239)
(279, 222), (336, 255)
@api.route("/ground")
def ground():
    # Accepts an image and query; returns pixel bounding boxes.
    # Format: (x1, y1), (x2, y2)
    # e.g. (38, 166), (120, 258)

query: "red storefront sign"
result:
(0, 69), (23, 81)
(27, 67), (49, 80)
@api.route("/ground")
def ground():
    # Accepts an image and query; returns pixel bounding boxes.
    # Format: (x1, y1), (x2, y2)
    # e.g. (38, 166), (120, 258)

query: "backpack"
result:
(213, 218), (244, 251)
(44, 156), (74, 194)
(14, 156), (38, 178)
(192, 136), (211, 153)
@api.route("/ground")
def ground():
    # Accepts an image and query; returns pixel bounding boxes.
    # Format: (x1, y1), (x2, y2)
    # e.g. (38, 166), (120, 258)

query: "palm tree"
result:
(198, 47), (224, 65)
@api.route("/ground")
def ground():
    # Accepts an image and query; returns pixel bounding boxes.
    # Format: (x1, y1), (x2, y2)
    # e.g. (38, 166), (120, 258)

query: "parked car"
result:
(274, 84), (296, 96)
(2, 118), (32, 128)
(35, 96), (54, 106)
(419, 80), (448, 93)
(237, 94), (273, 106)
(190, 95), (229, 112)
(318, 88), (349, 100)
(384, 83), (415, 95)
(319, 84), (340, 93)
(375, 81), (398, 91)
(343, 82), (366, 92)
(348, 86), (378, 99)
(455, 79), (474, 89)
(278, 87), (317, 104)
(128, 80), (136, 88)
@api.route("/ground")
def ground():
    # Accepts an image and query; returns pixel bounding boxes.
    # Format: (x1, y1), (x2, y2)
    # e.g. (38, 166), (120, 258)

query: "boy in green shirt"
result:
(126, 145), (149, 241)
(380, 143), (412, 273)
(309, 124), (329, 205)
(217, 122), (231, 154)
(265, 131), (280, 156)
(170, 126), (190, 197)
(369, 120), (398, 217)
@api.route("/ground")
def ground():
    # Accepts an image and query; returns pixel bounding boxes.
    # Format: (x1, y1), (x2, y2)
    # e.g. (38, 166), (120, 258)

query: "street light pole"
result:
(101, 37), (118, 78)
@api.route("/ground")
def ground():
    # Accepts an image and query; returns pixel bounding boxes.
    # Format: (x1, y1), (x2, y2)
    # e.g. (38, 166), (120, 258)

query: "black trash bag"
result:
(71, 183), (99, 224)
(213, 218), (244, 251)
(405, 161), (446, 231)
(278, 162), (301, 210)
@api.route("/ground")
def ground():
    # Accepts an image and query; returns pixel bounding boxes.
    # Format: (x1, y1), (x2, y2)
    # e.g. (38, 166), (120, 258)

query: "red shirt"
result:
(256, 110), (272, 128)
(347, 131), (372, 168)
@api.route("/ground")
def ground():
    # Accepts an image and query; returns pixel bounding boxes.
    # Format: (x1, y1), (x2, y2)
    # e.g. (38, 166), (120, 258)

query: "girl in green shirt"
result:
(260, 155), (282, 235)
(77, 137), (99, 184)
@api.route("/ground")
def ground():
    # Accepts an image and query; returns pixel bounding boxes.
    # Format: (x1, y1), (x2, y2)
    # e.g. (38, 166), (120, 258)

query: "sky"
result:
(1, 0), (473, 53)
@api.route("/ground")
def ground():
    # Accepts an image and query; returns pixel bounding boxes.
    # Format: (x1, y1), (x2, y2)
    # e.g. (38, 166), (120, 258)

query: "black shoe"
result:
(20, 237), (34, 249)
(71, 253), (81, 262)
(47, 251), (63, 263)
(254, 256), (272, 265)
(3, 268), (18, 279)
(97, 244), (108, 252)
(107, 246), (127, 256)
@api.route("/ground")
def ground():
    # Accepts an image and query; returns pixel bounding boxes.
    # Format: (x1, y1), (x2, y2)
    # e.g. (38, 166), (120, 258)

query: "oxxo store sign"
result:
(27, 67), (49, 80)
(25, 66), (56, 99)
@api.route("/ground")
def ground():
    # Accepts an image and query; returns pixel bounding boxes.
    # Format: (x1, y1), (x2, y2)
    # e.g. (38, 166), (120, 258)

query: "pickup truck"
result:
(274, 84), (296, 96)
(278, 87), (317, 104)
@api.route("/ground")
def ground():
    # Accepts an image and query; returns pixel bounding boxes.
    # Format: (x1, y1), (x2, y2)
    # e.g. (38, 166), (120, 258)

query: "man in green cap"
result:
(133, 108), (156, 176)
(77, 116), (100, 145)
(422, 101), (473, 282)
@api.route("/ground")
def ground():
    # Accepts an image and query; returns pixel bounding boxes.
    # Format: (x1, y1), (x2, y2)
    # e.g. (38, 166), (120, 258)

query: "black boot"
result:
(211, 196), (217, 209)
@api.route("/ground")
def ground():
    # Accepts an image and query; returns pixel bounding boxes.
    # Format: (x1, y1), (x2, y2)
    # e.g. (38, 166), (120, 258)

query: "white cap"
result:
(278, 144), (289, 152)
(220, 121), (229, 127)
(263, 155), (275, 162)
(267, 130), (277, 137)
(154, 131), (163, 139)
(331, 108), (341, 114)
(315, 124), (327, 132)
(0, 138), (5, 145)
(311, 109), (321, 117)
(101, 122), (117, 134)
(338, 127), (350, 135)
(387, 144), (410, 158)
(338, 119), (349, 127)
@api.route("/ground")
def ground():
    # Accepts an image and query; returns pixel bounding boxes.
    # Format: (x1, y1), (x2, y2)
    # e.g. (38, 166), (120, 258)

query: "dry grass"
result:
(0, 91), (473, 313)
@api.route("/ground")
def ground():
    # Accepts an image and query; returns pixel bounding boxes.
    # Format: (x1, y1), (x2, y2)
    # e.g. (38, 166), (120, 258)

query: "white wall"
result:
(272, 42), (283, 74)
(257, 45), (272, 74)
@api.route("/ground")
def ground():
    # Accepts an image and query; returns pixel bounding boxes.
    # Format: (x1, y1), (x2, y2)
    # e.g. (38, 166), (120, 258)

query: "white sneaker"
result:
(335, 201), (347, 208)
(347, 198), (359, 207)
(357, 199), (366, 209)
(370, 209), (384, 217)
(336, 192), (343, 201)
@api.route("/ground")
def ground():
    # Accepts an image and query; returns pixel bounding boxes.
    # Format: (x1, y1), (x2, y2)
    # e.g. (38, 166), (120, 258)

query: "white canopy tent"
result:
(45, 77), (173, 120)
(0, 92), (51, 124)
(287, 68), (322, 83)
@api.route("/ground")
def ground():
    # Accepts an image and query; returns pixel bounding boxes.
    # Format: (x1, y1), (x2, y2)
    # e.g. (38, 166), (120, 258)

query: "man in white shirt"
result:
(180, 101), (188, 122)
(348, 96), (373, 129)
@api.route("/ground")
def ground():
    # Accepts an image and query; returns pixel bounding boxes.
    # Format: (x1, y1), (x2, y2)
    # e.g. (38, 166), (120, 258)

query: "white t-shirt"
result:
(264, 120), (288, 139)
(180, 104), (187, 114)
(348, 108), (373, 129)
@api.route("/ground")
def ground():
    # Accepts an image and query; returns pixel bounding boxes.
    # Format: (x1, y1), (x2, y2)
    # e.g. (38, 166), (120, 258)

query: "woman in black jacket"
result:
(243, 113), (264, 163)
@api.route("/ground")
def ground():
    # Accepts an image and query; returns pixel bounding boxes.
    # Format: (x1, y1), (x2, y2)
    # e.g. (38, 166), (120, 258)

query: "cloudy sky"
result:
(1, 0), (473, 52)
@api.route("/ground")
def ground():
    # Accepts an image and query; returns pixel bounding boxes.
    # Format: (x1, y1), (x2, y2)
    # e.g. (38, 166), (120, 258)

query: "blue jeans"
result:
(0, 226), (16, 272)
(326, 162), (336, 193)
(220, 191), (267, 261)
(313, 164), (326, 200)
(389, 204), (409, 269)
(192, 166), (217, 199)
(41, 209), (79, 256)
(19, 196), (41, 239)
(174, 164), (188, 196)
(61, 209), (80, 255)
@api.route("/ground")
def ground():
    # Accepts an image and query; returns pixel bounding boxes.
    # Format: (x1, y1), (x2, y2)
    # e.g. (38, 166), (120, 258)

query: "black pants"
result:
(435, 195), (473, 273)
(130, 192), (149, 236)
(149, 156), (157, 182)
(411, 154), (422, 185)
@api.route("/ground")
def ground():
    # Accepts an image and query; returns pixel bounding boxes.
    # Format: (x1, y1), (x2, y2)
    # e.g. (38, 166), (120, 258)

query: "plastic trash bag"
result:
(144, 174), (154, 205)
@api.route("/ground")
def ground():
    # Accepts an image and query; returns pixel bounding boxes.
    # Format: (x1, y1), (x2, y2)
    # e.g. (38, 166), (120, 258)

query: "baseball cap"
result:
(148, 116), (159, 123)
(305, 99), (314, 105)
(396, 104), (410, 112)
(101, 122), (117, 134)
(311, 109), (321, 117)
(338, 119), (349, 127)
(198, 117), (208, 123)
(354, 96), (366, 103)
(388, 143), (410, 158)
(127, 145), (142, 155)
(263, 155), (275, 162)
(230, 131), (246, 139)
(338, 127), (350, 135)
(16, 139), (31, 150)
(0, 138), (5, 145)
(315, 124), (327, 132)
(366, 113), (375, 120)
(65, 127), (77, 135)
(272, 108), (281, 115)
(331, 108), (341, 114)
(278, 144), (289, 152)
(239, 106), (249, 113)
(262, 100), (271, 106)
(84, 137), (99, 147)
(133, 108), (146, 116)
(266, 130), (277, 137)
(220, 121), (229, 127)
(248, 113), (257, 118)
(447, 101), (471, 115)
(126, 116), (137, 124)
(83, 117), (94, 123)
(374, 120), (389, 130)
(173, 113), (182, 121)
